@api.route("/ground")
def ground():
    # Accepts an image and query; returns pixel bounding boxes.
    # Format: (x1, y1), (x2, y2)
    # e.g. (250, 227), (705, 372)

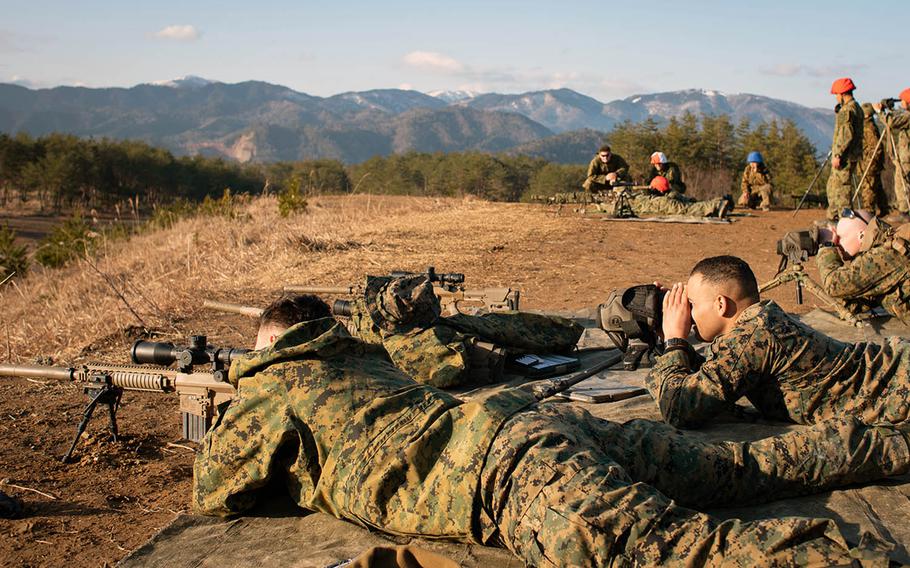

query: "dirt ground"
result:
(0, 196), (831, 567)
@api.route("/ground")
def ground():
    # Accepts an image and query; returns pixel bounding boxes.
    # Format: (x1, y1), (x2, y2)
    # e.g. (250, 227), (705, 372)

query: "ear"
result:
(716, 295), (737, 318)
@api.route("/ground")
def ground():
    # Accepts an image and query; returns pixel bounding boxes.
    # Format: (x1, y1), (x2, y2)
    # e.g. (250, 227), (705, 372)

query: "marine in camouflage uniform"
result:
(817, 217), (910, 325)
(605, 191), (729, 218)
(880, 107), (910, 214)
(194, 317), (910, 567)
(646, 162), (686, 194)
(826, 98), (865, 220)
(859, 103), (888, 216)
(738, 164), (774, 210)
(345, 275), (582, 388)
(646, 299), (910, 428)
(582, 152), (631, 192)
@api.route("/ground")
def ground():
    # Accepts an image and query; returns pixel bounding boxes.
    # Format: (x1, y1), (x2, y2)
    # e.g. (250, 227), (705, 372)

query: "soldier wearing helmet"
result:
(738, 151), (774, 211)
(826, 77), (864, 221)
(646, 151), (687, 194)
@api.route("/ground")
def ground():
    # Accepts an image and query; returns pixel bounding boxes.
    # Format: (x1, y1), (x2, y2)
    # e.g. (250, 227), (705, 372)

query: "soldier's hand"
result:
(606, 172), (618, 183)
(662, 282), (692, 341)
(832, 156), (842, 170)
(873, 102), (883, 113)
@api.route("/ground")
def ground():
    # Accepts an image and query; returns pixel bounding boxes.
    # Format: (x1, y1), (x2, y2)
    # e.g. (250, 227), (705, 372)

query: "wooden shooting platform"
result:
(595, 215), (733, 224)
(119, 309), (910, 567)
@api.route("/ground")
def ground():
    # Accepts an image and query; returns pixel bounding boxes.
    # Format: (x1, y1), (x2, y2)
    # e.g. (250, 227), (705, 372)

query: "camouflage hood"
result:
(364, 274), (441, 334)
(228, 317), (361, 386)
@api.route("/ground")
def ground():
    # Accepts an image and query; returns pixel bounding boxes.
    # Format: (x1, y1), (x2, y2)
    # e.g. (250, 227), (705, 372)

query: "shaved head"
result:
(690, 256), (760, 304)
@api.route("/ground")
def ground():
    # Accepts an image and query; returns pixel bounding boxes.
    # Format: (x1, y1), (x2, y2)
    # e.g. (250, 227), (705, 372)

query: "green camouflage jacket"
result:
(647, 162), (686, 193)
(740, 165), (773, 194)
(193, 317), (535, 537)
(585, 153), (631, 186)
(882, 109), (910, 166)
(832, 98), (864, 162)
(645, 300), (910, 427)
(817, 221), (910, 324)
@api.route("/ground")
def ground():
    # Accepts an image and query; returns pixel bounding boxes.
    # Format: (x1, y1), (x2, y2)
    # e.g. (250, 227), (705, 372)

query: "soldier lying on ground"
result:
(583, 144), (631, 192)
(737, 151), (773, 211)
(194, 293), (910, 567)
(610, 176), (730, 218)
(269, 277), (583, 388)
(815, 208), (910, 325)
(647, 254), (910, 429)
(645, 151), (686, 194)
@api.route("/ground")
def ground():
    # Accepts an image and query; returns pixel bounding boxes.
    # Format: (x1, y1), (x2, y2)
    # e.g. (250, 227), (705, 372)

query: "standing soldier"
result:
(875, 88), (910, 219)
(859, 103), (888, 216)
(826, 77), (864, 221)
(738, 151), (774, 211)
(582, 144), (631, 193)
(646, 151), (687, 193)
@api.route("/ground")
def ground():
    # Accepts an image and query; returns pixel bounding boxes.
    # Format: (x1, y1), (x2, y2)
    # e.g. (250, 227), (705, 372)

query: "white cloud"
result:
(153, 25), (201, 41)
(403, 51), (464, 72)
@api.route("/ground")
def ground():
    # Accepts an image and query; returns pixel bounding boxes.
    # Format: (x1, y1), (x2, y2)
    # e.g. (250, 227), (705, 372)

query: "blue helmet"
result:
(747, 151), (764, 163)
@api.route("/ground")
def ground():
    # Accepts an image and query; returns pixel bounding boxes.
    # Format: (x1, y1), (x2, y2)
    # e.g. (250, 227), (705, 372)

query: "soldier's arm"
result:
(883, 110), (910, 132)
(193, 374), (304, 516)
(645, 330), (764, 428)
(614, 155), (630, 180)
(741, 169), (750, 194)
(832, 111), (850, 159)
(816, 246), (906, 299)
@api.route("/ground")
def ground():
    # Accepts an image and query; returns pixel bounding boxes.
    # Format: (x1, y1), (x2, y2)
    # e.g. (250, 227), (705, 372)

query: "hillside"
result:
(0, 81), (835, 162)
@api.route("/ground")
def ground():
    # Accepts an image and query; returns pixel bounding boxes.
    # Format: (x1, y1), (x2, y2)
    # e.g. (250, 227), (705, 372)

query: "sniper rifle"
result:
(0, 336), (247, 462)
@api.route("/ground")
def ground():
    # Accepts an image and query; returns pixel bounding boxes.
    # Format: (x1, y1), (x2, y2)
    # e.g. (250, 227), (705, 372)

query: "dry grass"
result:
(0, 195), (822, 363)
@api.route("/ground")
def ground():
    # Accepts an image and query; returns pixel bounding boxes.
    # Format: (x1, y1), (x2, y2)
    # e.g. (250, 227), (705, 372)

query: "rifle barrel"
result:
(202, 300), (263, 318)
(283, 285), (357, 295)
(0, 363), (74, 381)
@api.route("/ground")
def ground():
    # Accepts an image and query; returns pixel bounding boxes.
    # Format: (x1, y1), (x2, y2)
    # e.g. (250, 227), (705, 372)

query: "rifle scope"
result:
(131, 336), (250, 371)
(389, 266), (464, 285)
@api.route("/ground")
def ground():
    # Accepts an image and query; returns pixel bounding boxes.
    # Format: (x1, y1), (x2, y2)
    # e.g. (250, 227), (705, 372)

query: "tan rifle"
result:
(0, 336), (245, 462)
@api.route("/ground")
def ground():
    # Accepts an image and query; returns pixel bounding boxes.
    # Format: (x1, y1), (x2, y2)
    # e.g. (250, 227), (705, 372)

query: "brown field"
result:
(0, 195), (827, 567)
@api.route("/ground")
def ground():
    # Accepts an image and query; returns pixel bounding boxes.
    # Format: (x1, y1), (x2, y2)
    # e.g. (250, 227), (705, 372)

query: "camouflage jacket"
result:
(882, 109), (910, 165)
(832, 98), (864, 162)
(817, 221), (910, 324)
(864, 116), (885, 172)
(347, 298), (583, 388)
(585, 154), (631, 186)
(645, 300), (910, 427)
(646, 162), (687, 193)
(740, 165), (773, 194)
(193, 317), (535, 539)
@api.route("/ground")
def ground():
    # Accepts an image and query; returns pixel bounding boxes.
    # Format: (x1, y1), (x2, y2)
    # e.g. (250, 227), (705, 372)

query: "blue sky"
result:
(1, 0), (905, 108)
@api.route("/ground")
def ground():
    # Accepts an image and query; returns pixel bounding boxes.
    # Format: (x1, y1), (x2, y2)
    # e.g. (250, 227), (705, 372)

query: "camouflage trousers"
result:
(738, 184), (773, 210)
(617, 193), (726, 218)
(480, 404), (909, 567)
(859, 168), (888, 216)
(894, 162), (910, 213)
(826, 160), (858, 220)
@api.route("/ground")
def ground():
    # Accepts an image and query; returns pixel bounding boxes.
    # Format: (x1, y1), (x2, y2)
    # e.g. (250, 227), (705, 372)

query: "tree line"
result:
(0, 114), (824, 211)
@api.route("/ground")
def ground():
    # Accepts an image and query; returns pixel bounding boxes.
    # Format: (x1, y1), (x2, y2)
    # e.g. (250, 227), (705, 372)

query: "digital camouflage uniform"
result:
(194, 317), (910, 567)
(646, 162), (687, 194)
(826, 98), (865, 220)
(345, 275), (583, 388)
(860, 104), (888, 216)
(738, 165), (774, 210)
(817, 218), (910, 325)
(646, 300), (910, 428)
(583, 153), (631, 192)
(881, 108), (910, 213)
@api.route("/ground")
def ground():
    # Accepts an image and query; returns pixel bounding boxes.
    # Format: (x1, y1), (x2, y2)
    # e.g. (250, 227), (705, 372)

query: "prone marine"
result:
(193, 288), (910, 567)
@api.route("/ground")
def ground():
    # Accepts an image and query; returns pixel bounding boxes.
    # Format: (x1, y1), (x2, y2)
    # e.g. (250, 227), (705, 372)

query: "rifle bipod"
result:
(63, 376), (123, 463)
(759, 261), (864, 327)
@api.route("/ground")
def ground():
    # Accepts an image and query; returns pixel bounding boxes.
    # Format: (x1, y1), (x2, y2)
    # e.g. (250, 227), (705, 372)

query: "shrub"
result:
(0, 224), (28, 281)
(277, 177), (308, 217)
(34, 214), (99, 268)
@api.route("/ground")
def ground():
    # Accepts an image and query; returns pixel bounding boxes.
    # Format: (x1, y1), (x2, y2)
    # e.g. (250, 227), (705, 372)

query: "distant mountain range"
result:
(0, 76), (834, 164)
